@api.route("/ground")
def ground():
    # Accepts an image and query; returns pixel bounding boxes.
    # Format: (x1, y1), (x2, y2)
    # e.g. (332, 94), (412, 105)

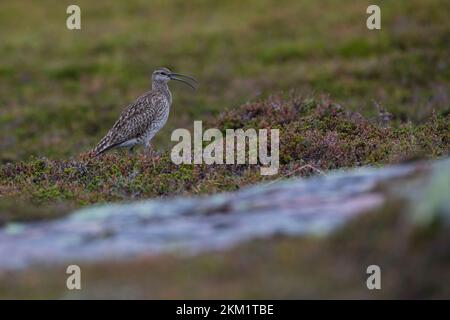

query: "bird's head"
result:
(152, 67), (198, 90)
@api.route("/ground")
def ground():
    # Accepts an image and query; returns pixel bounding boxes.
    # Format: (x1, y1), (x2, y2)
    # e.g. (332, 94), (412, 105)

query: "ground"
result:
(1, 0), (448, 161)
(1, 195), (449, 299)
(0, 0), (449, 298)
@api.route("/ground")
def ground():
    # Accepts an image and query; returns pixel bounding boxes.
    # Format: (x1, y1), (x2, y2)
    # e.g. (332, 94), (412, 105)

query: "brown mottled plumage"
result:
(92, 67), (197, 157)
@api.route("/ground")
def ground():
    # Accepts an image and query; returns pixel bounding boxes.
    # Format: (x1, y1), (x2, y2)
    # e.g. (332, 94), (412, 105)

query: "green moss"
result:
(1, 0), (449, 161)
(0, 0), (449, 222)
(338, 37), (391, 58)
(0, 94), (448, 223)
(259, 42), (311, 63)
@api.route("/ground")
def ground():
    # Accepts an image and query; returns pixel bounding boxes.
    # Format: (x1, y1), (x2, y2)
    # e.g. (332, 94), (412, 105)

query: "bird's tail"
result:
(91, 136), (112, 157)
(91, 136), (124, 158)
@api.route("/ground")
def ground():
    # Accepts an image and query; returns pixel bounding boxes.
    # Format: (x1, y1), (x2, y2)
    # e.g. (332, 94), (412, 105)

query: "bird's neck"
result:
(152, 80), (172, 104)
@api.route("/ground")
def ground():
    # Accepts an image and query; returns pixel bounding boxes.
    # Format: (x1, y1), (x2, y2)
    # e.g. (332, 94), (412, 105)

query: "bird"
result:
(91, 67), (197, 157)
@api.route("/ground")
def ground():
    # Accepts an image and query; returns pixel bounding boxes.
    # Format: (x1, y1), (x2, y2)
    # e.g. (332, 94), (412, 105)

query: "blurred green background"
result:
(1, 0), (448, 161)
(0, 0), (449, 299)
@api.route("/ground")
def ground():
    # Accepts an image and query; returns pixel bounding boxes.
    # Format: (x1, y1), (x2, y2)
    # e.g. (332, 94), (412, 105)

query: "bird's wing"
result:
(93, 91), (161, 156)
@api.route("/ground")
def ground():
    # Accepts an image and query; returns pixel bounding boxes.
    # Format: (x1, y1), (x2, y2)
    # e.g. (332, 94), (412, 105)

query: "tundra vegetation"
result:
(0, 0), (448, 298)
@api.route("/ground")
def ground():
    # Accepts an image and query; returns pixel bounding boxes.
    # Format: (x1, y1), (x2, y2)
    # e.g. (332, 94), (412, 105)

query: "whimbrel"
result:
(92, 67), (197, 157)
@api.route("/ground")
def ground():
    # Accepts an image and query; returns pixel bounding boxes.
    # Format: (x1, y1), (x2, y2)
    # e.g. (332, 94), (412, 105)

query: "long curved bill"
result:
(170, 72), (198, 90)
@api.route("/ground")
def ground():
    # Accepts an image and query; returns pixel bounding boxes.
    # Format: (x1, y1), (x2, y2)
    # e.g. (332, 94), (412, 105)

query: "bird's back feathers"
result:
(92, 89), (170, 156)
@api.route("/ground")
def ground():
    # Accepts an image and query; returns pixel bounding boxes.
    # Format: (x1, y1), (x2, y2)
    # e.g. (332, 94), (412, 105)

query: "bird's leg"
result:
(144, 141), (153, 156)
(144, 141), (156, 168)
(128, 145), (135, 156)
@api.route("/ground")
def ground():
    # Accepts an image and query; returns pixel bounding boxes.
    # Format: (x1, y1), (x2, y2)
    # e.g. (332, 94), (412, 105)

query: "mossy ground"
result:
(0, 95), (448, 224)
(0, 0), (449, 298)
(0, 0), (448, 161)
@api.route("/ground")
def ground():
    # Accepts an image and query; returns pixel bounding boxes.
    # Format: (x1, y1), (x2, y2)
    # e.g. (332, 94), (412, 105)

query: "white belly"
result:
(142, 107), (170, 145)
(118, 138), (139, 148)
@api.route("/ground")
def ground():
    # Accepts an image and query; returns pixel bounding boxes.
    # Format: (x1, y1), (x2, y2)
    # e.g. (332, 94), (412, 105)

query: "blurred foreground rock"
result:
(0, 159), (448, 271)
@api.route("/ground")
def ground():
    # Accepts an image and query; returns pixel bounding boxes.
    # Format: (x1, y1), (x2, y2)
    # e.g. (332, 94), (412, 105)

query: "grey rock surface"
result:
(0, 159), (448, 271)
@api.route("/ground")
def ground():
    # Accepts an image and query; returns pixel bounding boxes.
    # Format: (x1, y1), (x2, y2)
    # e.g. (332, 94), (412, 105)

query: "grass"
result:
(0, 0), (449, 162)
(0, 0), (449, 298)
(0, 94), (448, 224)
